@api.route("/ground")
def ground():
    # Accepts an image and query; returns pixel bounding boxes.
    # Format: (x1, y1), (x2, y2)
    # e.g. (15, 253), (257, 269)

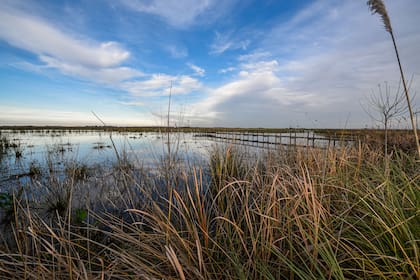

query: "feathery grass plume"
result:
(367, 0), (420, 159)
(367, 0), (392, 33)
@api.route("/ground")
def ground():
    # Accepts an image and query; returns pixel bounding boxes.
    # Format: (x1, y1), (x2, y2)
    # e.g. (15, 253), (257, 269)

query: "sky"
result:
(0, 0), (419, 128)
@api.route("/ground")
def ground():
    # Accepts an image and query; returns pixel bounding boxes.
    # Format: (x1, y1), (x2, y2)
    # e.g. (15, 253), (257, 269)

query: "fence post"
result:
(306, 130), (310, 147)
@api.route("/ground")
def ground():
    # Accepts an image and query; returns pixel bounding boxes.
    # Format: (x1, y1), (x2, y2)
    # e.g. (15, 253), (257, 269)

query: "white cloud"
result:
(119, 0), (233, 28)
(187, 63), (205, 77)
(218, 67), (236, 74)
(166, 45), (188, 58)
(0, 9), (130, 68)
(210, 32), (233, 55)
(173, 76), (202, 94)
(210, 31), (250, 55)
(123, 74), (202, 97)
(40, 55), (143, 84)
(0, 6), (145, 86)
(118, 101), (145, 107)
(119, 0), (240, 29)
(124, 74), (172, 96)
(190, 59), (327, 126)
(241, 60), (278, 72)
(0, 106), (97, 125)
(0, 105), (156, 126)
(238, 51), (272, 62)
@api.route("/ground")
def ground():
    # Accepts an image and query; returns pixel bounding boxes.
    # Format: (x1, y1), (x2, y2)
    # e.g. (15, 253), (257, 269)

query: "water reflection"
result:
(0, 129), (348, 193)
(0, 130), (215, 191)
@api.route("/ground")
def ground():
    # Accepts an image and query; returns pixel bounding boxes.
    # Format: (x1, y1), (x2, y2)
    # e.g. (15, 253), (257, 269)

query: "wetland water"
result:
(0, 129), (217, 190)
(0, 129), (345, 193)
(0, 129), (348, 213)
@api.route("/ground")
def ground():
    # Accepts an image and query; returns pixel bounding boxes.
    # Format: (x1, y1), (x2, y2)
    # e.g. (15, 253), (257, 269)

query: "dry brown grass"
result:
(0, 144), (419, 279)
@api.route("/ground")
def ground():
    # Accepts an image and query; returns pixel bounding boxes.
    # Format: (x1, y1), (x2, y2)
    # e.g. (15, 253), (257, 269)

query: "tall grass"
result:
(367, 0), (420, 158)
(0, 143), (419, 279)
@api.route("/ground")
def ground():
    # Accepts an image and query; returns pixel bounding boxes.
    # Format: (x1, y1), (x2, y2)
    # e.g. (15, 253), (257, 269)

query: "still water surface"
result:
(0, 130), (218, 190)
(1, 129), (340, 192)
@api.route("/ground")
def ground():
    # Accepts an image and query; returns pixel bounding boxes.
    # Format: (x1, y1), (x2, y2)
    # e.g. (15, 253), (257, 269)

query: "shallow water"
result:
(0, 129), (346, 193)
(0, 130), (216, 190)
(0, 129), (351, 215)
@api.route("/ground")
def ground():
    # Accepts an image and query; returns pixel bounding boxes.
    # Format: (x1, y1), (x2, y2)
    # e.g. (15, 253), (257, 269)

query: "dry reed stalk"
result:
(165, 245), (186, 280)
(367, 0), (420, 159)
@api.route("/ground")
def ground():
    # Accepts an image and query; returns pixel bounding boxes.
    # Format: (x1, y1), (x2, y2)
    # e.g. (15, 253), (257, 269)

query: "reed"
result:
(367, 0), (420, 159)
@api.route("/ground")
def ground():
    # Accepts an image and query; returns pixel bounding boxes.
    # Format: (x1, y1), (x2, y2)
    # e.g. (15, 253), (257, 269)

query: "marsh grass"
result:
(65, 162), (89, 180)
(0, 143), (419, 279)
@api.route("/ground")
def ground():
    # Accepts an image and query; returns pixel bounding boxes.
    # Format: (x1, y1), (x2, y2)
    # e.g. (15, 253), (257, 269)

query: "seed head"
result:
(367, 0), (392, 33)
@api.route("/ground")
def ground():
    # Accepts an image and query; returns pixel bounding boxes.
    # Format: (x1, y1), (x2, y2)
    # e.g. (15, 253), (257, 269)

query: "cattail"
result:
(367, 0), (392, 33)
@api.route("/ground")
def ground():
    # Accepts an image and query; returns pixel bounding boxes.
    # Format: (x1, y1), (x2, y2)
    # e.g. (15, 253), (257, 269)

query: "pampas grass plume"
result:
(367, 0), (392, 33)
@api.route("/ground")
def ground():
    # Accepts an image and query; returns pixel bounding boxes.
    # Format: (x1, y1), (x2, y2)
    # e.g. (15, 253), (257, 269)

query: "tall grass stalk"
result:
(367, 0), (420, 159)
(166, 81), (174, 245)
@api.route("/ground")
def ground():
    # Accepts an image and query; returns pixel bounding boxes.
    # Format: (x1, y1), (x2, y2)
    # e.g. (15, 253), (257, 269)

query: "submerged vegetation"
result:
(0, 131), (418, 279)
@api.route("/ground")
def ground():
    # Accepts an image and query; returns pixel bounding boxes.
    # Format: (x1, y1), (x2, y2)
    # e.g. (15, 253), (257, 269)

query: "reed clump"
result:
(0, 144), (418, 279)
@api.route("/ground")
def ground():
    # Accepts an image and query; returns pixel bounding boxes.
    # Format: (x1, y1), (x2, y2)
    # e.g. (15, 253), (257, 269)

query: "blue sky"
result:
(0, 0), (419, 128)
